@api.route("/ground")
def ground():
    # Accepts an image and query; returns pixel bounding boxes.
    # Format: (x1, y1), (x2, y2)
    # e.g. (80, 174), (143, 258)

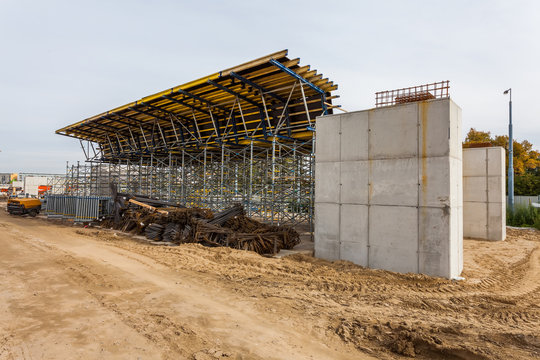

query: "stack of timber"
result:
(107, 195), (300, 255)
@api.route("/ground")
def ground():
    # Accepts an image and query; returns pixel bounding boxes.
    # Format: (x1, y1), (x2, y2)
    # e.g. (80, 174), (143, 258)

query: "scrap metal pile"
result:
(105, 191), (300, 255)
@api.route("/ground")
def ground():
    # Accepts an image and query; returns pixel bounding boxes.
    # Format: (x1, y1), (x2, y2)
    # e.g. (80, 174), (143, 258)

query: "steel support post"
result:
(271, 138), (276, 225)
(249, 141), (253, 217)
(203, 147), (207, 208)
(149, 153), (153, 196)
(139, 158), (143, 194)
(220, 144), (224, 203)
(181, 149), (185, 202)
(168, 152), (172, 200)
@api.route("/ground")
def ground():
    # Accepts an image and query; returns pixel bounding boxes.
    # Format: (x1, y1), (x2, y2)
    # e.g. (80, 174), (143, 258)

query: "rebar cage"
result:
(375, 81), (449, 107)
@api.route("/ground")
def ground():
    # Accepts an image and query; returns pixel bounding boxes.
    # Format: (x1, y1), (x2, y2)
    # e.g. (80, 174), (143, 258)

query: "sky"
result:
(0, 0), (539, 173)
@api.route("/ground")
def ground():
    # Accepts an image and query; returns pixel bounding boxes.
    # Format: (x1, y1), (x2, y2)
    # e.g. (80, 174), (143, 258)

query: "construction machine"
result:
(38, 185), (51, 198)
(7, 198), (42, 217)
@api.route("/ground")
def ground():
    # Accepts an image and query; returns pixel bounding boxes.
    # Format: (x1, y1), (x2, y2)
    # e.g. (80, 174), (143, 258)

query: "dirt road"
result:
(0, 210), (539, 359)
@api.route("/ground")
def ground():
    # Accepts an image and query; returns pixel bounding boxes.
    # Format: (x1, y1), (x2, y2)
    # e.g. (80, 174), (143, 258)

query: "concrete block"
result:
(315, 203), (340, 241)
(369, 244), (418, 274)
(315, 162), (340, 203)
(340, 111), (369, 161)
(419, 252), (445, 278)
(369, 103), (418, 159)
(463, 147), (505, 241)
(370, 158), (418, 206)
(314, 98), (462, 278)
(369, 206), (418, 273)
(418, 100), (450, 158)
(451, 152), (464, 276)
(451, 205), (464, 277)
(463, 201), (487, 239)
(340, 241), (368, 266)
(463, 148), (487, 177)
(449, 100), (463, 160)
(487, 147), (505, 176)
(418, 207), (450, 253)
(314, 203), (340, 260)
(339, 204), (368, 266)
(450, 157), (463, 208)
(314, 240), (340, 261)
(419, 157), (451, 208)
(418, 207), (450, 277)
(463, 176), (487, 202)
(315, 115), (341, 162)
(340, 161), (369, 204)
(457, 159), (463, 208)
(488, 202), (506, 241)
(488, 176), (504, 203)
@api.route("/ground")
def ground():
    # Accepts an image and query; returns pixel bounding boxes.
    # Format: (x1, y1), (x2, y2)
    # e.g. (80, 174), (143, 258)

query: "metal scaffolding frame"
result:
(54, 50), (338, 229)
(60, 137), (314, 227)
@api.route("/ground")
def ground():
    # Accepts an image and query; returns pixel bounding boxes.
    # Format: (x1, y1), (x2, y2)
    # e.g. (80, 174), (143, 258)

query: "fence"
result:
(508, 195), (540, 207)
(45, 195), (112, 222)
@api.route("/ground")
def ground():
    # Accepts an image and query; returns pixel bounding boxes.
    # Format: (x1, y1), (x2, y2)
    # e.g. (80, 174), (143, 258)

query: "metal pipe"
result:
(181, 149), (185, 202)
(504, 88), (514, 211)
(249, 141), (253, 216)
(220, 144), (224, 203)
(203, 147), (207, 207)
(271, 138), (276, 225)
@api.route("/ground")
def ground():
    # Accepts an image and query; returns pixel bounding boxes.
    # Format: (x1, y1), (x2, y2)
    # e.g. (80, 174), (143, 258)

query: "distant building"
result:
(0, 173), (13, 184)
(18, 173), (64, 197)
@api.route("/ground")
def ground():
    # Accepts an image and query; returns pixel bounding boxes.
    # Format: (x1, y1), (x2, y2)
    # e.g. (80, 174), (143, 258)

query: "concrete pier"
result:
(463, 147), (506, 241)
(314, 98), (463, 279)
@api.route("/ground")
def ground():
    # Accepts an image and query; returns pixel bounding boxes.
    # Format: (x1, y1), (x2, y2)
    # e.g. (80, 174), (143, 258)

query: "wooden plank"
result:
(129, 199), (169, 215)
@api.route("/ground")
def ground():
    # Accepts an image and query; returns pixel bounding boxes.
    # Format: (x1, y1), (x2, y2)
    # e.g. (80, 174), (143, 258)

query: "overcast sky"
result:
(0, 0), (538, 173)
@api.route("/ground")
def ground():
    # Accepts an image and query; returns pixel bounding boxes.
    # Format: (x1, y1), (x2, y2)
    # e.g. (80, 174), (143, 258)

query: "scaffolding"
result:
(60, 138), (314, 226)
(54, 50), (338, 229)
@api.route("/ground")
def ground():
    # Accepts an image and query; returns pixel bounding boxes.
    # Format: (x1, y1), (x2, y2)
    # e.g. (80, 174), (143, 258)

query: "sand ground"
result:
(0, 209), (538, 359)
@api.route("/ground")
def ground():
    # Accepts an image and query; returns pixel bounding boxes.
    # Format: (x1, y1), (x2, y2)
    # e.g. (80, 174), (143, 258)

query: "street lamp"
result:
(504, 88), (514, 211)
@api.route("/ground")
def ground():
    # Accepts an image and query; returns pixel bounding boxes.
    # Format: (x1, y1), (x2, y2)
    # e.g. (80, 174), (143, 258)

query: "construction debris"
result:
(104, 194), (300, 255)
(162, 223), (181, 242)
(208, 204), (244, 226)
(145, 223), (165, 241)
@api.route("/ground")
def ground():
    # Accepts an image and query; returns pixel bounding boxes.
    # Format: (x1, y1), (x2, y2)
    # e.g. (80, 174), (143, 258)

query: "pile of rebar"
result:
(107, 196), (300, 255)
(208, 204), (244, 226)
(145, 223), (164, 241)
(193, 219), (299, 254)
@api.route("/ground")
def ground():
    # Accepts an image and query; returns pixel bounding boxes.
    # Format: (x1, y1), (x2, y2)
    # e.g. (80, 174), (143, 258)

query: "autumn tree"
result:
(464, 128), (492, 144)
(463, 128), (540, 195)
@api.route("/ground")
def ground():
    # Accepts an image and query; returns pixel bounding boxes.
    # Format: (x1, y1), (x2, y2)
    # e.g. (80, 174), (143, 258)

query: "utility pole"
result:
(503, 88), (514, 211)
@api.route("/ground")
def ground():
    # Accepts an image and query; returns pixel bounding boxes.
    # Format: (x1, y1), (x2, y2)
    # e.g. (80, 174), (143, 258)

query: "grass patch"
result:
(507, 204), (540, 230)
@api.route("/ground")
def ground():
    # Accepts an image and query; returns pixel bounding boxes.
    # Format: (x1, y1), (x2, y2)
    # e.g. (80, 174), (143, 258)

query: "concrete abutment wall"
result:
(314, 98), (463, 279)
(463, 147), (506, 241)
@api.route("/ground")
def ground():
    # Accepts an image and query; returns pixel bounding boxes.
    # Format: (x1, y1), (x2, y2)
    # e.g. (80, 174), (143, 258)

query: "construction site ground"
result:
(0, 209), (539, 359)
